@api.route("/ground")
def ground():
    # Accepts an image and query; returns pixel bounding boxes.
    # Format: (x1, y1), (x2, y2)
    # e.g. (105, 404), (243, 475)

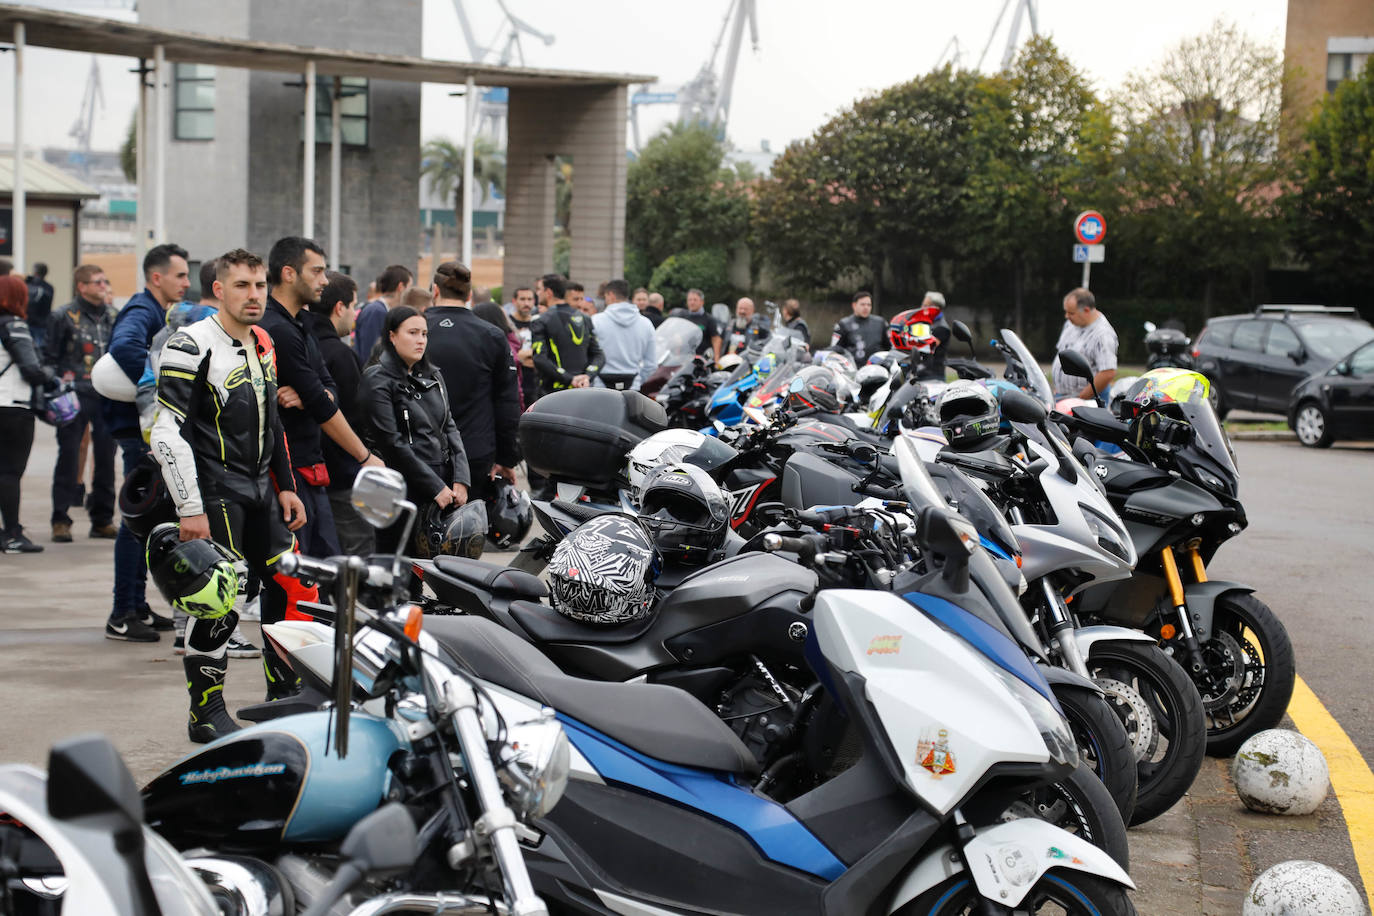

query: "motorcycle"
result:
(1143, 321), (1194, 371)
(265, 441), (1137, 914)
(1055, 352), (1296, 757)
(639, 315), (703, 399)
(912, 331), (1207, 825)
(141, 468), (563, 915)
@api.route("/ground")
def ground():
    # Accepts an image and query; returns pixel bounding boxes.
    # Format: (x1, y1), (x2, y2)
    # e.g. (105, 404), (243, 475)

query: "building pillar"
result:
(462, 75), (475, 266)
(11, 22), (24, 275)
(566, 85), (628, 286)
(329, 75), (341, 267)
(153, 44), (167, 244)
(502, 87), (558, 296)
(303, 60), (316, 239)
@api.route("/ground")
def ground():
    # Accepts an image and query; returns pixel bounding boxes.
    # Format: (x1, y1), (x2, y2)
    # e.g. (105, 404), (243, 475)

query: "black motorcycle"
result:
(1057, 349), (1295, 758)
(1143, 321), (1194, 371)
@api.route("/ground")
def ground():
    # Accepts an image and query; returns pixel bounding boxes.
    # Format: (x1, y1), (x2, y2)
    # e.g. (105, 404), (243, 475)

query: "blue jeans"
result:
(291, 470), (340, 559)
(111, 436), (149, 620)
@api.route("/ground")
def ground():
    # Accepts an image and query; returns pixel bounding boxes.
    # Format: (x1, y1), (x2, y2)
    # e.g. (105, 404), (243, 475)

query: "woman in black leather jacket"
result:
(360, 306), (470, 551)
(0, 275), (56, 553)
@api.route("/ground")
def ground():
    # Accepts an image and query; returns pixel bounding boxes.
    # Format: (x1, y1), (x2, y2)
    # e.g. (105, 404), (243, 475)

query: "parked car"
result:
(1288, 340), (1374, 448)
(1192, 305), (1374, 416)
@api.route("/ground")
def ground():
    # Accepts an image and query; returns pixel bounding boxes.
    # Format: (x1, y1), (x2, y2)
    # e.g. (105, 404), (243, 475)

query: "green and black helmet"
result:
(145, 523), (239, 620)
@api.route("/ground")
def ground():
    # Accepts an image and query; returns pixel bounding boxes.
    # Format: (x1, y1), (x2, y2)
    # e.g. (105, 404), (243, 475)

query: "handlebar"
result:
(277, 551), (346, 586)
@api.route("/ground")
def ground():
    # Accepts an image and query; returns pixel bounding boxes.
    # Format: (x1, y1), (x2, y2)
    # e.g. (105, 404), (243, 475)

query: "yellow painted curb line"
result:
(1287, 676), (1374, 911)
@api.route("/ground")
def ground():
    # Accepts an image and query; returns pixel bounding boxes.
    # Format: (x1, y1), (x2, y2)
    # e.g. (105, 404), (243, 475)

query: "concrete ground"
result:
(2, 431), (1370, 913)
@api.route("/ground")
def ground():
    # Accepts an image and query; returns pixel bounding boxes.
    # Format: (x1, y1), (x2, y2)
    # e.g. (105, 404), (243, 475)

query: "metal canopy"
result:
(0, 2), (652, 87)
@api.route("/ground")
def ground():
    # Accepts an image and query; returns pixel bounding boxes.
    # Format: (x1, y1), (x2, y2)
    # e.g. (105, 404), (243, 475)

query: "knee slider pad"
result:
(186, 610), (240, 657)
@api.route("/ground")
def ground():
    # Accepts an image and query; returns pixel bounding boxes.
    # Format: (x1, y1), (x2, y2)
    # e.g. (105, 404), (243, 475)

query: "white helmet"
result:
(91, 352), (137, 402)
(625, 429), (736, 508)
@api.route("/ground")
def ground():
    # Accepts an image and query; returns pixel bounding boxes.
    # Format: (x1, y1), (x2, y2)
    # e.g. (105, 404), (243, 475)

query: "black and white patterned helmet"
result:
(548, 514), (662, 625)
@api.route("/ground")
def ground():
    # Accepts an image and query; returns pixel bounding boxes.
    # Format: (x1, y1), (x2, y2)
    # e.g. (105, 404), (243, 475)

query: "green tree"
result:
(751, 67), (986, 301)
(1111, 21), (1291, 310)
(962, 38), (1106, 332)
(626, 123), (751, 278)
(420, 136), (506, 255)
(649, 247), (732, 307)
(1291, 63), (1374, 296)
(120, 115), (136, 183)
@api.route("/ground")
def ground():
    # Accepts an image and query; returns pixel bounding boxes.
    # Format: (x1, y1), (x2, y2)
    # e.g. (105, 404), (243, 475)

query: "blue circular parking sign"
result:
(1074, 210), (1106, 245)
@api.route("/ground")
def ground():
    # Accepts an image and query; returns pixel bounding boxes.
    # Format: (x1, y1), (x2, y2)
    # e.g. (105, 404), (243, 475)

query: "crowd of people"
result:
(0, 240), (1119, 742)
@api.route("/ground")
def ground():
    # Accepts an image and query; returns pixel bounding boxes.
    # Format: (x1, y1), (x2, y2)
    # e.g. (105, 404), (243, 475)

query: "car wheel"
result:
(1212, 384), (1231, 420)
(1293, 401), (1333, 448)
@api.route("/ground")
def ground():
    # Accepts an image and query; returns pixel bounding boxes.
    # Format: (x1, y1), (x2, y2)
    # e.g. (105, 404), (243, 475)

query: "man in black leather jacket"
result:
(830, 290), (888, 363)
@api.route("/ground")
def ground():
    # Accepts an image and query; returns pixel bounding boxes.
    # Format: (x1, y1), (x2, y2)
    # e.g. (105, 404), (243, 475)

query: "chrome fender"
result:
(1075, 625), (1156, 661)
(885, 819), (1134, 912)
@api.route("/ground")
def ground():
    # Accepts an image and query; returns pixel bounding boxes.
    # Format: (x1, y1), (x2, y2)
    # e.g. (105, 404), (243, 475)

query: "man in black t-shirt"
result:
(682, 288), (722, 363)
(508, 285), (540, 405)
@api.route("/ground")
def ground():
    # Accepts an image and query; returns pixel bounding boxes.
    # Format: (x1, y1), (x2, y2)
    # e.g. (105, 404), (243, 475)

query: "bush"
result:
(489, 285), (503, 305)
(649, 248), (733, 308)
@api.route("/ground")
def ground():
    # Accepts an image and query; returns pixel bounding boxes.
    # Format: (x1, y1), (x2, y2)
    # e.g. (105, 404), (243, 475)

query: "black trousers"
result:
(51, 392), (116, 526)
(0, 407), (35, 535)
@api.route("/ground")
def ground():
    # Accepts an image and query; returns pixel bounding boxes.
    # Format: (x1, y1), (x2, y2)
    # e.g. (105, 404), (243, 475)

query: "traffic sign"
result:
(1073, 210), (1106, 245)
(1073, 244), (1106, 263)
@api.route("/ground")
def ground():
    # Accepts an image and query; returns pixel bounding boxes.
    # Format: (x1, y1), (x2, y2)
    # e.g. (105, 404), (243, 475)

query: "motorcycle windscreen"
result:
(997, 328), (1055, 410)
(1176, 397), (1239, 493)
(892, 435), (945, 511)
(654, 317), (702, 366)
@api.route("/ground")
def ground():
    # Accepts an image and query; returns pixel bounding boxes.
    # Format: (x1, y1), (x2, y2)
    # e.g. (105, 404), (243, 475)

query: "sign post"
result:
(1072, 210), (1106, 289)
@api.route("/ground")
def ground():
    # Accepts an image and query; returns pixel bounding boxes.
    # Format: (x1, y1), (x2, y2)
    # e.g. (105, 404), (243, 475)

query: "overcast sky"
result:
(0, 0), (1287, 156)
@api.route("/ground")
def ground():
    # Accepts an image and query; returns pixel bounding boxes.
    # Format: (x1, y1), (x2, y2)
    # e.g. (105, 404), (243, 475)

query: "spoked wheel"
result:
(1169, 593), (1296, 758)
(897, 869), (1137, 915)
(1089, 643), (1206, 826)
(1000, 762), (1130, 870)
(1053, 687), (1137, 824)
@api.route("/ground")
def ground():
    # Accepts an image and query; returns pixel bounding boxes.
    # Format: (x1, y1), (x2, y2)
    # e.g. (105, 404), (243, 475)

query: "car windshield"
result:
(1297, 320), (1374, 361)
(655, 317), (703, 365)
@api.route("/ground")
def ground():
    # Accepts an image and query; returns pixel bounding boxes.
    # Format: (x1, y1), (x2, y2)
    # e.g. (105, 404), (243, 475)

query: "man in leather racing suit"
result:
(830, 290), (888, 363)
(149, 249), (317, 742)
(531, 273), (604, 394)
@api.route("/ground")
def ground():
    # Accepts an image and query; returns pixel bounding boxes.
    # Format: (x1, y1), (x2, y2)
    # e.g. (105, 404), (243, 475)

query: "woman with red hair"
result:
(0, 274), (54, 553)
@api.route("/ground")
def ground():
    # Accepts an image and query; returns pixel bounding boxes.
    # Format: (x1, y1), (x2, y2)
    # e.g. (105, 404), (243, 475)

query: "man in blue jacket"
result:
(99, 243), (190, 642)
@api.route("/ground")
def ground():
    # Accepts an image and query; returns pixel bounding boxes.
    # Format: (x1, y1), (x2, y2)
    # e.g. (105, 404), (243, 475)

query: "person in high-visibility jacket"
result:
(530, 273), (604, 395)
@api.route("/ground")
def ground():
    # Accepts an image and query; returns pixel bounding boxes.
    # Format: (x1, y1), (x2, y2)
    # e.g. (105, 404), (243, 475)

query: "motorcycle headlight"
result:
(1082, 505), (1134, 566)
(979, 659), (1079, 769)
(497, 712), (571, 820)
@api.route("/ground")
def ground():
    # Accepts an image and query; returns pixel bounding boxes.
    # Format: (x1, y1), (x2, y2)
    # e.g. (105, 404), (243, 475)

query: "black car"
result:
(1193, 305), (1374, 416)
(1288, 340), (1374, 448)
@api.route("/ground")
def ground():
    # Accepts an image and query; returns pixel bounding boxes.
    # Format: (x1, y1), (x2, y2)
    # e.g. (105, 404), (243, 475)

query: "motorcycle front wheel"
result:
(897, 869), (1137, 915)
(1159, 593), (1296, 759)
(1089, 643), (1206, 826)
(1002, 761), (1130, 871)
(1054, 686), (1137, 825)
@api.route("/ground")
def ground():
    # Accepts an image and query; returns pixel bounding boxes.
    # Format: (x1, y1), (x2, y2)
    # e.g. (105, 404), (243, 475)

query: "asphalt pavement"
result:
(0, 431), (1370, 913)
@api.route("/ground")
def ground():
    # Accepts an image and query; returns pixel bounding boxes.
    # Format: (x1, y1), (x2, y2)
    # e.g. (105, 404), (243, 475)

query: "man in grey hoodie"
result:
(592, 279), (657, 391)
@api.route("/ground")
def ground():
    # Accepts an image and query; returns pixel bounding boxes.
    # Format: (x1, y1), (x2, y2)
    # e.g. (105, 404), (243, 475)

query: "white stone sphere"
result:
(1243, 860), (1367, 916)
(1232, 729), (1330, 816)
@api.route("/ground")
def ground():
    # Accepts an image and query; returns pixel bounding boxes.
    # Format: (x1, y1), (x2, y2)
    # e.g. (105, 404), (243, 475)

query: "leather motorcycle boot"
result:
(261, 641), (302, 702)
(185, 654), (242, 744)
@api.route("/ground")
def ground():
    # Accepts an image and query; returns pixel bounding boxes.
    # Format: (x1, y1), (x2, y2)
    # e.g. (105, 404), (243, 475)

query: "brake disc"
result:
(1095, 676), (1158, 763)
(1198, 630), (1248, 712)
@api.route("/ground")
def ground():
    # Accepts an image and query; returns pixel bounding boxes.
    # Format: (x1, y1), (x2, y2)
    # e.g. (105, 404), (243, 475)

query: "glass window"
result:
(1299, 320), (1374, 361)
(1348, 344), (1374, 377)
(1264, 323), (1300, 357)
(1203, 321), (1234, 349)
(174, 62), (214, 141)
(1231, 320), (1267, 353)
(312, 76), (368, 148)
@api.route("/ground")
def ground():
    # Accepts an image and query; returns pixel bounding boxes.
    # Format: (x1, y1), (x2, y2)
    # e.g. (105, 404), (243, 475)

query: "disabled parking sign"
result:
(1073, 210), (1106, 245)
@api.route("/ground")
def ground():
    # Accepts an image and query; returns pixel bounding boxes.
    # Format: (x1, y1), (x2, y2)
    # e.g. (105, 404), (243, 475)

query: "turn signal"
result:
(404, 605), (424, 641)
(1160, 624), (1177, 640)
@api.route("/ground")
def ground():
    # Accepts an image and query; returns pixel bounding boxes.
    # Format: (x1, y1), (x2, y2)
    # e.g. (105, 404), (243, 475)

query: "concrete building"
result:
(0, 155), (98, 306)
(1284, 0), (1374, 117)
(137, 0), (421, 280)
(1, 3), (649, 298)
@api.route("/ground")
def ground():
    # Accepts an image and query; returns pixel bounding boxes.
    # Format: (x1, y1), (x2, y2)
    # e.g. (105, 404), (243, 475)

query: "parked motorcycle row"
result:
(0, 310), (1294, 915)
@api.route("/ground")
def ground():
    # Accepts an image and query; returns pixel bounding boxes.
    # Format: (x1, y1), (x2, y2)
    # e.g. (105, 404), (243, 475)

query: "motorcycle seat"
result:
(426, 616), (759, 775)
(550, 499), (616, 523)
(429, 556), (548, 601)
(508, 599), (658, 645)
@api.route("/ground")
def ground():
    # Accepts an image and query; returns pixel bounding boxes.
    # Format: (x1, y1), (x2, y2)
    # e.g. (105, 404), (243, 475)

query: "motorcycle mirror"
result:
(340, 803), (420, 875)
(850, 443), (879, 464)
(916, 506), (976, 592)
(47, 735), (161, 914)
(1057, 349), (1098, 399)
(1143, 320), (1157, 333)
(351, 467), (407, 529)
(998, 388), (1048, 424)
(951, 319), (972, 344)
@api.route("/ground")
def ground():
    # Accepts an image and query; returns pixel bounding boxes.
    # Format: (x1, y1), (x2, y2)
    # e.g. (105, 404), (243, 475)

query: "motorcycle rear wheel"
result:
(897, 869), (1137, 915)
(1054, 686), (1137, 825)
(1089, 643), (1206, 826)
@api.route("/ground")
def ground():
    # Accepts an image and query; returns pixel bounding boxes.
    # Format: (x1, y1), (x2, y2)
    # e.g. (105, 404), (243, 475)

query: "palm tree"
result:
(421, 135), (506, 255)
